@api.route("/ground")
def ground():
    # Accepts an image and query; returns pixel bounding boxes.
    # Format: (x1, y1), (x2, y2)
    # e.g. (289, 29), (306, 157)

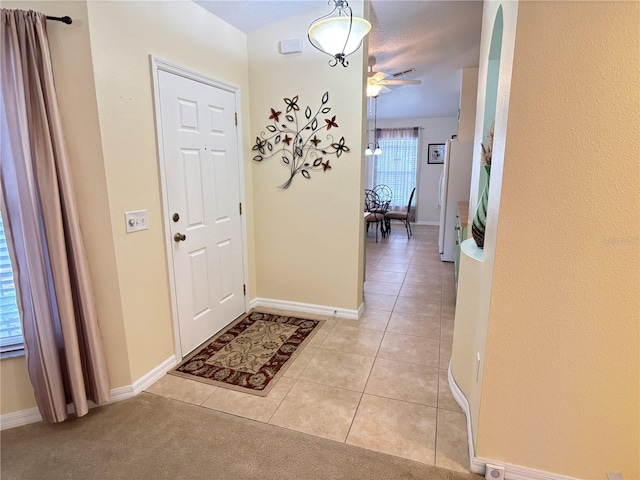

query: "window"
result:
(373, 127), (419, 209)
(0, 213), (23, 354)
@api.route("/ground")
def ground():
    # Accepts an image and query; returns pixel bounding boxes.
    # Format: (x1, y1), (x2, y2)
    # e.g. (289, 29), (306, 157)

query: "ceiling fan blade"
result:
(378, 79), (422, 86)
(369, 72), (387, 81)
(380, 86), (392, 94)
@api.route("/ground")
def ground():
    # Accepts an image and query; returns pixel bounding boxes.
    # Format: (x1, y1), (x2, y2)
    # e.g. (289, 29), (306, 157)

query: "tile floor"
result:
(145, 224), (469, 472)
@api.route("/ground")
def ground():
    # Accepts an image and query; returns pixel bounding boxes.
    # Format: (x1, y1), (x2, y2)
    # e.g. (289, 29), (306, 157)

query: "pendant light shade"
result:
(308, 17), (371, 57)
(365, 145), (382, 156)
(308, 0), (371, 67)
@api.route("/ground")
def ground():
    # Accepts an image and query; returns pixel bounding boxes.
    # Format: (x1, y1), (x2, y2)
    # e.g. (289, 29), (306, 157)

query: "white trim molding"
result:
(0, 407), (43, 431)
(447, 363), (478, 473)
(473, 457), (583, 480)
(1, 355), (177, 431)
(414, 220), (440, 226)
(447, 364), (582, 480)
(131, 355), (177, 395)
(249, 297), (360, 320)
(94, 355), (177, 406)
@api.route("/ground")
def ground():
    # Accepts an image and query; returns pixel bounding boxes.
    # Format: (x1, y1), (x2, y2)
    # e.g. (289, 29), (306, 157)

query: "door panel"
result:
(158, 70), (245, 355)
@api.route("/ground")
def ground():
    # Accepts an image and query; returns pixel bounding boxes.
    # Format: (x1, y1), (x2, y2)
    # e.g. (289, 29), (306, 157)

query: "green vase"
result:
(472, 165), (491, 249)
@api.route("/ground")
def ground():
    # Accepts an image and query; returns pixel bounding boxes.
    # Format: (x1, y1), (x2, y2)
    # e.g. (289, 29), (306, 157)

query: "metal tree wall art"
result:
(252, 92), (350, 189)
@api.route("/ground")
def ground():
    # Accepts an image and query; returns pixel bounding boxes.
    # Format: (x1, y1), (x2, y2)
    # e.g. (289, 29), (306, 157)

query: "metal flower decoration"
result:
(252, 92), (350, 189)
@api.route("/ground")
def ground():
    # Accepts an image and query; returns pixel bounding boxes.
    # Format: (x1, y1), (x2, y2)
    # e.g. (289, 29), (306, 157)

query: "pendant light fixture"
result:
(365, 96), (382, 156)
(308, 0), (371, 68)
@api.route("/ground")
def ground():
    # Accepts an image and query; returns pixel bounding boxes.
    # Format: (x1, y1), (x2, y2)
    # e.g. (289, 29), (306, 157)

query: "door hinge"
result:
(243, 284), (246, 296)
(235, 112), (238, 126)
(239, 202), (243, 215)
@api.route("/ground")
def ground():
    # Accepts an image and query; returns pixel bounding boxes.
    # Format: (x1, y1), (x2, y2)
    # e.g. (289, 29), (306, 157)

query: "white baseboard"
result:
(447, 363), (478, 473)
(448, 364), (582, 480)
(249, 297), (360, 320)
(130, 355), (177, 395)
(0, 407), (43, 431)
(414, 221), (440, 226)
(473, 457), (582, 480)
(1, 355), (177, 431)
(91, 355), (177, 407)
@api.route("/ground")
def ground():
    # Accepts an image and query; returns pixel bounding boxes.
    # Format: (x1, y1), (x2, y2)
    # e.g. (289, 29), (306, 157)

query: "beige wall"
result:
(450, 0), (519, 448)
(1, 0), (253, 413)
(85, 0), (252, 381)
(247, 3), (367, 310)
(478, 1), (640, 478)
(0, 357), (37, 413)
(457, 67), (478, 142)
(2, 0), (367, 415)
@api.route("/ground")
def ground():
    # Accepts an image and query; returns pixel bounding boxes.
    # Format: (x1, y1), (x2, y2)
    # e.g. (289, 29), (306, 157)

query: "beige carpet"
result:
(1, 393), (481, 480)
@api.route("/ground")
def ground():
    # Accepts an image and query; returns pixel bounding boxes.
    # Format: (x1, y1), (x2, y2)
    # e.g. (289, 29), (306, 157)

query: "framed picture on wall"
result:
(427, 143), (445, 164)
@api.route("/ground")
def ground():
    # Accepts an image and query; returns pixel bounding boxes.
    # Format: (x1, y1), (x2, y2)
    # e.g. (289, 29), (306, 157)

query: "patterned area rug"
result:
(170, 311), (324, 396)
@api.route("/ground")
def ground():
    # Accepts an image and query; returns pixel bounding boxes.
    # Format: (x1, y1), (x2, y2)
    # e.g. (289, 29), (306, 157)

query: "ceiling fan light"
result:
(373, 146), (382, 155)
(366, 83), (383, 97)
(365, 147), (374, 156)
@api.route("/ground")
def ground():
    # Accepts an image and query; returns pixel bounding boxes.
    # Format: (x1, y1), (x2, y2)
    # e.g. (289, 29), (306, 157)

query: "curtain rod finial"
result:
(46, 15), (73, 24)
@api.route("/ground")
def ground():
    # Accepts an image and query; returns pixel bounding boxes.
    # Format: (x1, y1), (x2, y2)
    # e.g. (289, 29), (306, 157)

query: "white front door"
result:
(157, 69), (245, 356)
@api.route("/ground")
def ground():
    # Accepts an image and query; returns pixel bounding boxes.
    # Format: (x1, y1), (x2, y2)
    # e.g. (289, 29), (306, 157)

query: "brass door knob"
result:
(173, 233), (186, 242)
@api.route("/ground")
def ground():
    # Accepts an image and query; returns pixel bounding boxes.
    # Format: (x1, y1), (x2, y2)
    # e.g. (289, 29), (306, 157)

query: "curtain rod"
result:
(46, 15), (72, 24)
(367, 127), (424, 130)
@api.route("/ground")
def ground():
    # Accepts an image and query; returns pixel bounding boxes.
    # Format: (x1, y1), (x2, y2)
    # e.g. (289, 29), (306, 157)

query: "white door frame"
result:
(150, 55), (250, 360)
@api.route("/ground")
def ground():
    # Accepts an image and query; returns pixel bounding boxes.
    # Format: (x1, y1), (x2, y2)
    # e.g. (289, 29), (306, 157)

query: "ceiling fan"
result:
(367, 56), (422, 97)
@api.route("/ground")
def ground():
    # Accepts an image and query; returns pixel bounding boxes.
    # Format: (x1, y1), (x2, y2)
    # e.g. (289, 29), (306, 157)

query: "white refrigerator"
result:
(438, 139), (473, 262)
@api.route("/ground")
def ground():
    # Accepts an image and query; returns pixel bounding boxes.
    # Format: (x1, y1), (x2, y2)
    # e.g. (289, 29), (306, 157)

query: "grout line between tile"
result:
(358, 391), (439, 410)
(198, 388), (218, 407)
(264, 377), (298, 425)
(343, 392), (365, 444)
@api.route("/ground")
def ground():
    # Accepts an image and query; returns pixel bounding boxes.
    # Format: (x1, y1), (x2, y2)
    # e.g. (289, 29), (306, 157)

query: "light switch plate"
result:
(124, 210), (148, 233)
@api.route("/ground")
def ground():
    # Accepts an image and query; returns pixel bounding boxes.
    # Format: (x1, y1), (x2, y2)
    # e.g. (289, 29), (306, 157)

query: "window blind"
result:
(373, 127), (419, 209)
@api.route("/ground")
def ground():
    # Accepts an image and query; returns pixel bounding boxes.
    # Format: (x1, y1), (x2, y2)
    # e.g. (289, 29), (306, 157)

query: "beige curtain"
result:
(0, 9), (110, 422)
(374, 127), (419, 213)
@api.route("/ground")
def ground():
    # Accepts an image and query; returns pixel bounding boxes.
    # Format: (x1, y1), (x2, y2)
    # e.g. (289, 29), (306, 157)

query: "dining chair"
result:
(372, 184), (393, 234)
(372, 184), (393, 205)
(384, 187), (415, 239)
(364, 189), (387, 242)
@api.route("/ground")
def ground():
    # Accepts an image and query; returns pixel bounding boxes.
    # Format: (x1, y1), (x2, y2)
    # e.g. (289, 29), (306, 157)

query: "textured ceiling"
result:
(195, 0), (484, 120)
(195, 0), (320, 33)
(369, 1), (483, 119)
